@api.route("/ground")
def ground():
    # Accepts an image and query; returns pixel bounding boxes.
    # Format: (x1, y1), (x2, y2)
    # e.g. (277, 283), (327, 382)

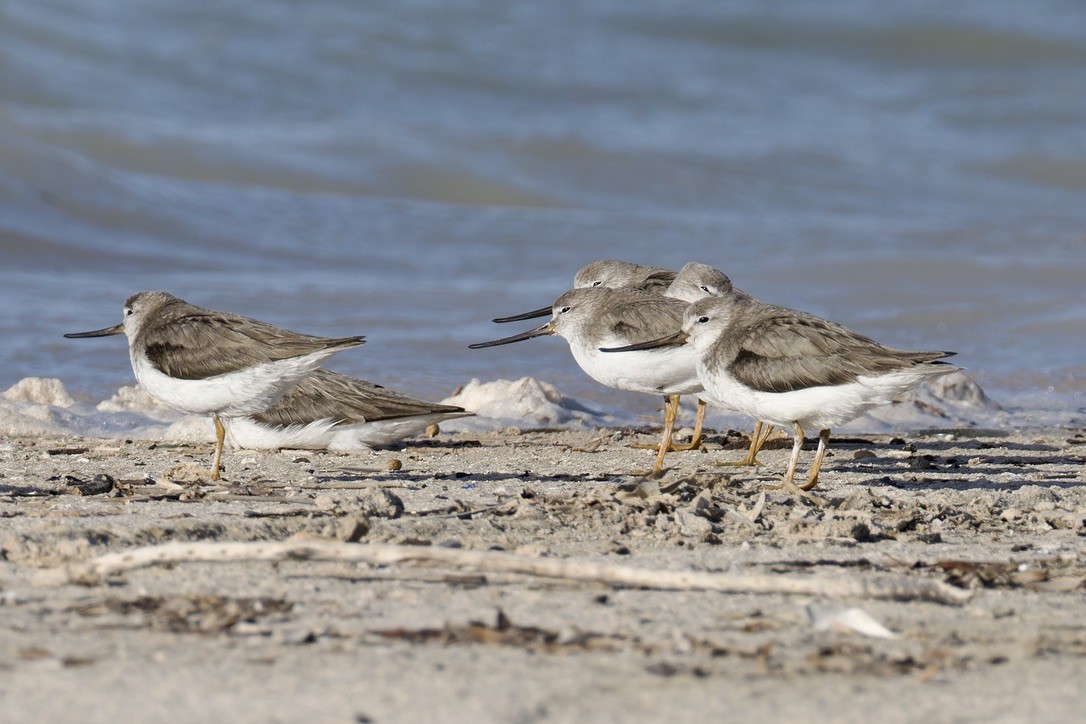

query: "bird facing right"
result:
(223, 369), (473, 452)
(603, 293), (958, 491)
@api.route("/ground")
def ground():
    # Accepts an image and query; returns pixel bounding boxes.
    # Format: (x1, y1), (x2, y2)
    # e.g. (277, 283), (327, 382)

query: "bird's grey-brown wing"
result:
(718, 308), (952, 393)
(597, 294), (685, 345)
(139, 307), (363, 380)
(253, 370), (470, 427)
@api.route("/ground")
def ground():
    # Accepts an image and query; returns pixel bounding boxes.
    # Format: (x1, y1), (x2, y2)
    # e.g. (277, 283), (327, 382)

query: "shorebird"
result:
(602, 294), (958, 491)
(489, 259), (706, 459)
(223, 369), (473, 451)
(64, 291), (364, 480)
(490, 259), (678, 324)
(471, 286), (700, 474)
(664, 262), (775, 466)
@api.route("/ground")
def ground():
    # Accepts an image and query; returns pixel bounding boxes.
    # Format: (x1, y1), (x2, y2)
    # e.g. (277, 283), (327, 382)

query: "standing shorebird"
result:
(64, 291), (364, 480)
(489, 259), (706, 458)
(223, 369), (473, 451)
(602, 294), (958, 491)
(471, 286), (700, 474)
(664, 262), (775, 466)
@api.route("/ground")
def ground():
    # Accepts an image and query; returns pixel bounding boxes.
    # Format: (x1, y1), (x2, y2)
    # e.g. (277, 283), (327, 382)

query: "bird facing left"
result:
(64, 291), (365, 480)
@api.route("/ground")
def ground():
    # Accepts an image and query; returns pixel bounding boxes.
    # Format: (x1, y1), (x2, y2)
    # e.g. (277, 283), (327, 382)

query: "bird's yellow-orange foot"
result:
(716, 453), (766, 467)
(666, 436), (703, 452)
(630, 438), (702, 453)
(716, 421), (775, 467)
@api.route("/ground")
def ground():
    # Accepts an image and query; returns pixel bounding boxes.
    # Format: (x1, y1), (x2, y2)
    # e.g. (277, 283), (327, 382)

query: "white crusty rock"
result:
(2, 377), (76, 408)
(96, 384), (182, 418)
(440, 377), (610, 427)
(919, 370), (1000, 410)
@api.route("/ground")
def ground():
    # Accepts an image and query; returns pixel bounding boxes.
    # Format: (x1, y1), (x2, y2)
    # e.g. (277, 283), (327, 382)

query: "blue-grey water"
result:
(2, 0), (1085, 420)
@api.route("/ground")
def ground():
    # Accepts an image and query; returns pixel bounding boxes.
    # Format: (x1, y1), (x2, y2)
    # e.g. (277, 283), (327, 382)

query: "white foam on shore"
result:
(0, 377), (211, 442)
(0, 371), (1058, 445)
(0, 376), (630, 441)
(438, 377), (623, 430)
(2, 377), (76, 408)
(95, 384), (179, 417)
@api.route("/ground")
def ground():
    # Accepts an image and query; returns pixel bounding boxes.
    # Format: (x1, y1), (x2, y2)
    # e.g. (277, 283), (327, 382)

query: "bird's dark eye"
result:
(699, 285), (710, 293)
(697, 316), (710, 324)
(559, 306), (572, 314)
(124, 308), (133, 316)
(591, 281), (602, 287)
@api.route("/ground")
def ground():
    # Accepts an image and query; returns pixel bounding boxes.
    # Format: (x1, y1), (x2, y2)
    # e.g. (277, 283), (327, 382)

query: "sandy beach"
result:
(6, 2), (1086, 721)
(1, 422), (1083, 722)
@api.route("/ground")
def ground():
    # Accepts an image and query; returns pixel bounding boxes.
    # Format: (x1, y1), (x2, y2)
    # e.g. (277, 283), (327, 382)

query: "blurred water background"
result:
(2, 0), (1085, 423)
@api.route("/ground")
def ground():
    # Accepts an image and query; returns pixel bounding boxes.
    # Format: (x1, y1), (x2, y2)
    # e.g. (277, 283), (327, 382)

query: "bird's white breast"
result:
(130, 347), (334, 417)
(224, 417), (340, 450)
(569, 336), (702, 396)
(699, 360), (942, 430)
(225, 412), (472, 451)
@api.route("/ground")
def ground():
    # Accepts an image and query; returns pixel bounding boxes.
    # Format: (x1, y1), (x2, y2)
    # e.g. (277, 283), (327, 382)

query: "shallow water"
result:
(3, 1), (1085, 421)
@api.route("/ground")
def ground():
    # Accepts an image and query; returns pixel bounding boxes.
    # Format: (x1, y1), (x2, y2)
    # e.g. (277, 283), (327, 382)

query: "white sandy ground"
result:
(0, 420), (1084, 723)
(0, 376), (1084, 722)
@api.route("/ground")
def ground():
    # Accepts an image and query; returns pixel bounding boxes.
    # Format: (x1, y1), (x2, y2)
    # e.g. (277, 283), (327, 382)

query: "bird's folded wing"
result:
(728, 314), (920, 394)
(253, 370), (468, 426)
(143, 312), (360, 379)
(602, 297), (685, 344)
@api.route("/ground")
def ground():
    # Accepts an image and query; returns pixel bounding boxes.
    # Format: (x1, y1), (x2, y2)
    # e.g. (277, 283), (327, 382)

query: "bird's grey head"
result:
(682, 296), (738, 352)
(64, 290), (185, 342)
(666, 263), (735, 303)
(121, 291), (184, 337)
(549, 287), (611, 338)
(573, 259), (655, 289)
(467, 287), (617, 350)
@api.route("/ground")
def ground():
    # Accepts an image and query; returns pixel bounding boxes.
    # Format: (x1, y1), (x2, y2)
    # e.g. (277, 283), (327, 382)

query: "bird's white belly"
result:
(225, 412), (472, 451)
(571, 341), (702, 396)
(700, 363), (936, 430)
(329, 414), (465, 450)
(224, 417), (340, 450)
(131, 350), (331, 417)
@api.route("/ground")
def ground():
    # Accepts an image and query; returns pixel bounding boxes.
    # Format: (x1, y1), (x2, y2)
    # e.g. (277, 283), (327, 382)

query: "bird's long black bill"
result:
(63, 323), (124, 339)
(599, 330), (689, 353)
(469, 323), (553, 349)
(491, 306), (552, 323)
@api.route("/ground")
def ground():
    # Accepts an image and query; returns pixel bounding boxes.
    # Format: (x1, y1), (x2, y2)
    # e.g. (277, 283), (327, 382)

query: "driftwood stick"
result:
(303, 481), (415, 490)
(47, 541), (972, 605)
(204, 493), (317, 505)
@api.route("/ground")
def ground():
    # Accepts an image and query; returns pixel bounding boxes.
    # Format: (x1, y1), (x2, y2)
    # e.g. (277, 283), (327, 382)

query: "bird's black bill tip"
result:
(469, 324), (553, 349)
(63, 324), (124, 339)
(491, 306), (552, 324)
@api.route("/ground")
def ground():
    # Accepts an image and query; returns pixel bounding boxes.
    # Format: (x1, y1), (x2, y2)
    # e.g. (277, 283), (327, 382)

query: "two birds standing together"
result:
(65, 291), (472, 479)
(471, 260), (957, 492)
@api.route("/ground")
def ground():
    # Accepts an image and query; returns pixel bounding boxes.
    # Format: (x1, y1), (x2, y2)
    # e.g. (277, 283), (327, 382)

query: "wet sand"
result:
(1, 425), (1084, 722)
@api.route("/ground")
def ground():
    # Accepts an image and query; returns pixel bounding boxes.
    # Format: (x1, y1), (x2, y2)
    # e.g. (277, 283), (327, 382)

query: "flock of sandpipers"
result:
(65, 260), (956, 493)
